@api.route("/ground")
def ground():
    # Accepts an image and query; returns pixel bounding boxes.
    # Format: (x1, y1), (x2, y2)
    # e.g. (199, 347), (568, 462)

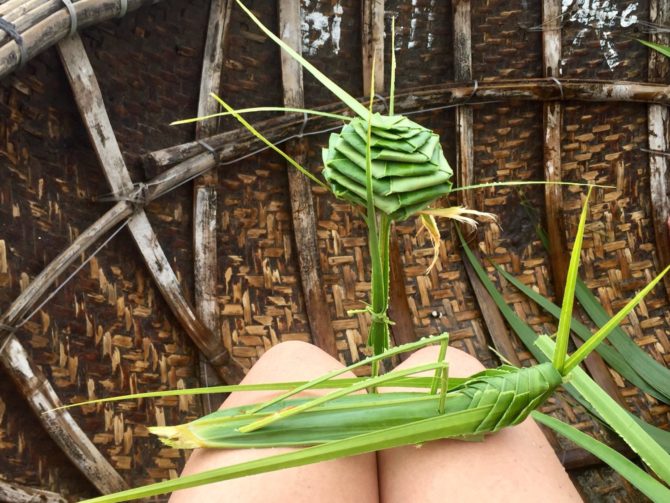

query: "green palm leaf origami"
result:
(322, 116), (453, 220)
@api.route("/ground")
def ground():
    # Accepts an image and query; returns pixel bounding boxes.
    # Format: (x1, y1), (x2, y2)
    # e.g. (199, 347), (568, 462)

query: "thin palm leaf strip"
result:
(534, 226), (670, 402)
(532, 411), (670, 503)
(490, 260), (668, 403)
(459, 226), (670, 453)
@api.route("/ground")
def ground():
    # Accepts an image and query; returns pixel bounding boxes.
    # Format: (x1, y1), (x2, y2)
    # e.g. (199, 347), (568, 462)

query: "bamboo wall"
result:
(0, 0), (668, 501)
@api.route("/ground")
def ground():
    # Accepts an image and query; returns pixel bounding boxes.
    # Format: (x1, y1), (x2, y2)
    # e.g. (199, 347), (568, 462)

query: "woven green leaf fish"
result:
(322, 115), (452, 221)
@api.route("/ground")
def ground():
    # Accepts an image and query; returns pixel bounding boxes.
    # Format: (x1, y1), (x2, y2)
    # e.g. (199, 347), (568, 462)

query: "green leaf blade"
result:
(532, 411), (670, 502)
(554, 186), (593, 372)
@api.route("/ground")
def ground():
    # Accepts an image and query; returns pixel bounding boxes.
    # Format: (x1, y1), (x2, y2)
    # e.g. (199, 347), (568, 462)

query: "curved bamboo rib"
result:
(0, 335), (128, 493)
(147, 78), (670, 168)
(57, 34), (245, 384)
(0, 202), (132, 494)
(0, 0), (162, 80)
(0, 478), (68, 503)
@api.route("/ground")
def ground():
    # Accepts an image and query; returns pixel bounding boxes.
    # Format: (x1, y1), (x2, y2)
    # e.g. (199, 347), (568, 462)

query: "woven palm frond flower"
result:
(323, 114), (453, 221)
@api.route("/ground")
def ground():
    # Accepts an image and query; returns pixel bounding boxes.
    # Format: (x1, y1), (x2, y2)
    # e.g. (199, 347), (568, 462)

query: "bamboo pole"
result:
(57, 34), (244, 383)
(648, 0), (670, 301)
(362, 0), (384, 97)
(452, 0), (520, 366)
(542, 0), (568, 301)
(193, 0), (234, 413)
(0, 335), (128, 493)
(150, 78), (670, 169)
(278, 0), (337, 357)
(0, 0), (161, 79)
(541, 1), (625, 405)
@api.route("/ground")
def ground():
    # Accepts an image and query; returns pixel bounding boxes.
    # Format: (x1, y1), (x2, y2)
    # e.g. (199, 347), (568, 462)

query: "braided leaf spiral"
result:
(322, 114), (453, 221)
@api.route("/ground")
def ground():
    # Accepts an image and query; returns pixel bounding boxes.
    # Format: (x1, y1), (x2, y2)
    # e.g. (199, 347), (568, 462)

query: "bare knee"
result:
(399, 345), (486, 377)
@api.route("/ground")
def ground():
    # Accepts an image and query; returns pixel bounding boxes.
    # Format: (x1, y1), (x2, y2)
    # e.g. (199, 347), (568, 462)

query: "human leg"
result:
(171, 341), (379, 503)
(378, 346), (582, 502)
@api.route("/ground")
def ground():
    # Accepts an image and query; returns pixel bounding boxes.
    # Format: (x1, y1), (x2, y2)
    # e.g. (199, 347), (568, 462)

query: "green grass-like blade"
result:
(554, 186), (592, 372)
(170, 106), (351, 126)
(49, 375), (467, 413)
(576, 279), (670, 400)
(84, 406), (493, 502)
(210, 94), (327, 189)
(364, 58), (388, 358)
(235, 0), (369, 119)
(638, 38), (670, 58)
(460, 234), (670, 453)
(50, 334), (454, 413)
(532, 411), (670, 502)
(564, 264), (670, 374)
(536, 336), (670, 482)
(491, 261), (667, 402)
(536, 225), (670, 403)
(246, 333), (450, 414)
(239, 361), (447, 433)
(390, 15), (397, 115)
(451, 180), (614, 192)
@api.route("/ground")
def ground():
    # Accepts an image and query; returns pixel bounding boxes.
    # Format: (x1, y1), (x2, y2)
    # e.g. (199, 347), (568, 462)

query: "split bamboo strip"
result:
(279, 0), (337, 357)
(452, 0), (519, 366)
(542, 0), (568, 301)
(0, 479), (68, 503)
(193, 0), (234, 413)
(541, 0), (625, 406)
(361, 0), (384, 97)
(57, 34), (244, 383)
(387, 226), (417, 354)
(0, 0), (161, 79)
(0, 336), (128, 493)
(648, 0), (670, 301)
(148, 79), (670, 169)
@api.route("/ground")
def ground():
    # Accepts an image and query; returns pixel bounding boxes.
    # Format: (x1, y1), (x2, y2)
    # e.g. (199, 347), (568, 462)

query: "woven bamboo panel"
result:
(385, 0), (454, 90)
(472, 0), (542, 79)
(560, 0), (648, 81)
(0, 0), (668, 500)
(81, 0), (211, 178)
(302, 0), (363, 105)
(0, 0), (211, 491)
(0, 367), (93, 499)
(216, 151), (311, 368)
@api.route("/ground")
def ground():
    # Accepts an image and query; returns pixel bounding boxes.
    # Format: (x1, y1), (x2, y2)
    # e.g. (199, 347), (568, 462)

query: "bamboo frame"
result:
(0, 0), (162, 79)
(57, 35), (244, 384)
(147, 78), (670, 168)
(278, 0), (337, 357)
(0, 479), (68, 503)
(648, 0), (670, 301)
(193, 0), (234, 414)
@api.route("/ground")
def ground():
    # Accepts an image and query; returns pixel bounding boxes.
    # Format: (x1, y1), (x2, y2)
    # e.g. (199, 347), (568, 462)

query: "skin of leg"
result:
(170, 341), (378, 503)
(378, 346), (583, 503)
